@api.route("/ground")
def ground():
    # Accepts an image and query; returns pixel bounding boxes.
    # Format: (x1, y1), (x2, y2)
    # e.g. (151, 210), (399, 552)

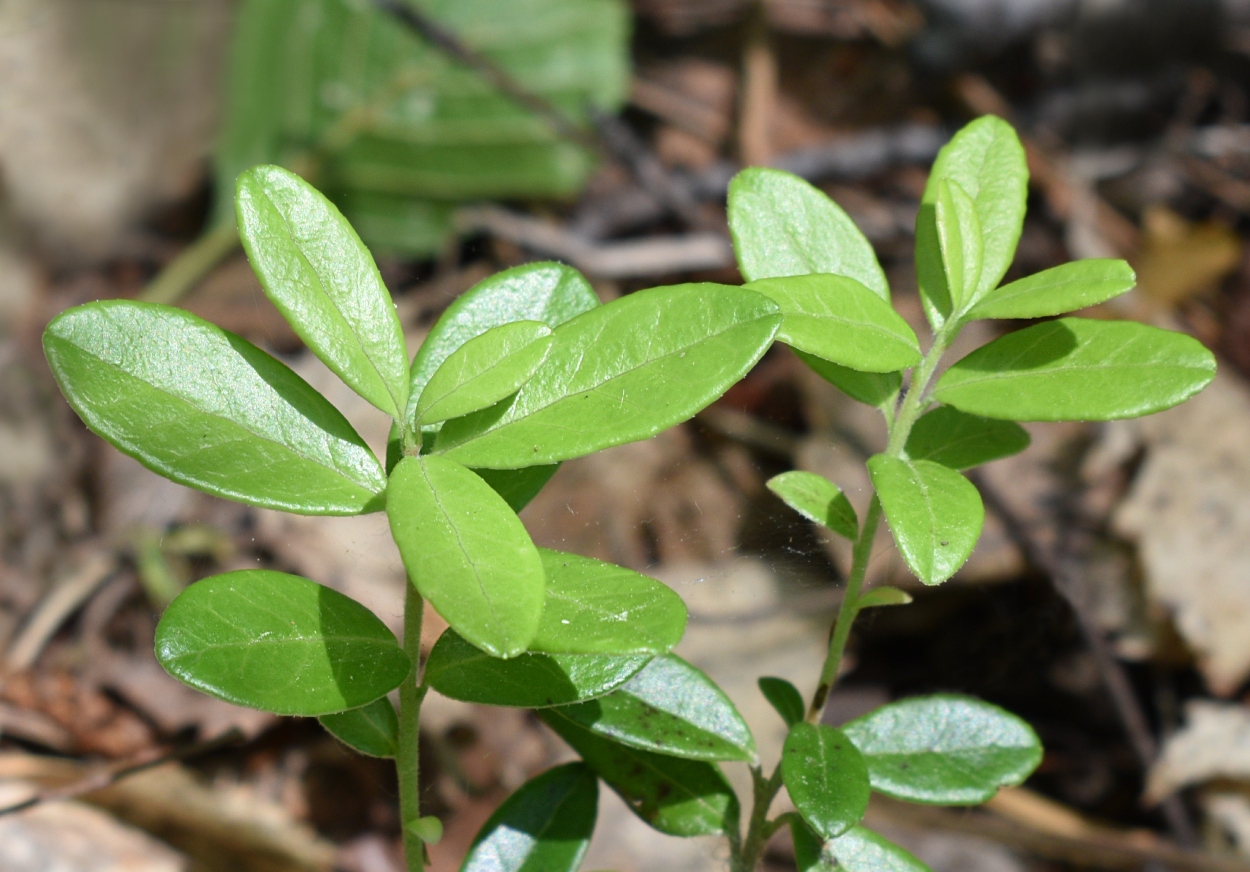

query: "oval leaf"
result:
(868, 456), (984, 585)
(856, 587), (913, 609)
(473, 464), (561, 513)
(827, 825), (932, 872)
(969, 259), (1136, 320)
(320, 697), (399, 758)
(935, 178), (983, 312)
(461, 763), (597, 872)
(791, 815), (832, 872)
(416, 321), (554, 426)
(796, 350), (901, 408)
(767, 471), (858, 541)
(43, 301), (385, 515)
(759, 676), (806, 727)
(746, 275), (919, 372)
(782, 723), (871, 841)
(155, 571), (410, 716)
(905, 406), (1030, 470)
(435, 284), (781, 467)
(388, 455), (544, 658)
(407, 262), (600, 427)
(729, 167), (889, 298)
(536, 550), (686, 655)
(933, 317), (1217, 422)
(424, 629), (650, 708)
(842, 694), (1043, 804)
(550, 655), (756, 762)
(541, 711), (739, 837)
(236, 166), (409, 417)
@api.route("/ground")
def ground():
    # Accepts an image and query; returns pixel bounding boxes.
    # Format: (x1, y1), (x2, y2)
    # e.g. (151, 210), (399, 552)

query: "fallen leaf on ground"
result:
(1146, 700), (1250, 801)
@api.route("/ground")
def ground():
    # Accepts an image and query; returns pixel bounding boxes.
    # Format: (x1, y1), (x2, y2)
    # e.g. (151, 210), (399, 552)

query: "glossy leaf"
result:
(746, 275), (919, 372)
(791, 816), (832, 872)
(827, 826), (931, 872)
(43, 301), (385, 515)
(842, 694), (1043, 804)
(868, 456), (984, 585)
(435, 284), (781, 467)
(407, 262), (600, 427)
(781, 723), (871, 840)
(460, 763), (597, 872)
(155, 571), (409, 716)
(551, 655), (756, 762)
(969, 259), (1136, 320)
(424, 629), (649, 707)
(933, 318), (1217, 422)
(416, 321), (553, 426)
(767, 471), (858, 541)
(905, 406), (1029, 470)
(796, 350), (901, 408)
(535, 550), (686, 655)
(856, 587), (913, 609)
(728, 167), (889, 298)
(319, 697), (399, 758)
(759, 676), (806, 727)
(473, 464), (560, 513)
(236, 166), (408, 417)
(387, 456), (544, 658)
(934, 178), (983, 312)
(541, 712), (739, 837)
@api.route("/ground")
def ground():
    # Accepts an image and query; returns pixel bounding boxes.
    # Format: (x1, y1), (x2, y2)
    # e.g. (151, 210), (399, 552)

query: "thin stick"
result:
(4, 552), (116, 673)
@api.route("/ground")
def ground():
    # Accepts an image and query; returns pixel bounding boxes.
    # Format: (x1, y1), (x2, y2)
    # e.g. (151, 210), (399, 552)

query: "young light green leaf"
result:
(435, 284), (781, 467)
(541, 711), (740, 837)
(460, 763), (597, 872)
(796, 350), (902, 408)
(236, 166), (409, 418)
(933, 318), (1217, 422)
(319, 697), (399, 758)
(842, 694), (1043, 804)
(934, 178), (983, 312)
(387, 456), (544, 658)
(536, 550), (686, 655)
(407, 262), (600, 427)
(746, 275), (919, 372)
(155, 571), (409, 717)
(868, 456), (984, 585)
(767, 471), (858, 541)
(424, 630), (650, 708)
(43, 301), (385, 515)
(416, 321), (553, 425)
(826, 826), (932, 872)
(759, 676), (806, 727)
(472, 464), (560, 512)
(791, 816), (832, 872)
(905, 406), (1030, 470)
(550, 655), (756, 762)
(969, 259), (1136, 320)
(728, 167), (889, 299)
(411, 816), (444, 845)
(781, 723), (871, 841)
(856, 587), (913, 609)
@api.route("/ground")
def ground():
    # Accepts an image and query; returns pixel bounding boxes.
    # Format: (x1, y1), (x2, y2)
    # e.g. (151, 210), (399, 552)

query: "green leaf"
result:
(746, 275), (919, 372)
(535, 550), (686, 655)
(411, 816), (444, 845)
(781, 723), (871, 841)
(856, 587), (913, 609)
(460, 763), (597, 872)
(435, 284), (781, 467)
(424, 630), (650, 707)
(826, 826), (932, 872)
(796, 350), (901, 408)
(767, 471), (858, 541)
(155, 570), (409, 717)
(408, 262), (600, 427)
(905, 406), (1029, 470)
(934, 178), (983, 312)
(43, 302), (385, 515)
(791, 817), (832, 872)
(868, 456), (984, 585)
(842, 694), (1043, 805)
(235, 165), (409, 418)
(759, 676), (806, 727)
(933, 318), (1217, 422)
(541, 711), (739, 837)
(473, 464), (560, 512)
(387, 456), (544, 658)
(319, 697), (399, 758)
(728, 167), (889, 299)
(416, 321), (553, 426)
(969, 259), (1136, 320)
(550, 655), (756, 762)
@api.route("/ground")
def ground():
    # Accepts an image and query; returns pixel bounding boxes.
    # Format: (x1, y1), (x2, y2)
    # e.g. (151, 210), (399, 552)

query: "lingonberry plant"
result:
(43, 116), (1214, 872)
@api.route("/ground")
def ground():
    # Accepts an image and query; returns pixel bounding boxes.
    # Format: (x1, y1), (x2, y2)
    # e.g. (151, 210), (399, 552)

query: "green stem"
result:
(139, 223), (240, 306)
(397, 584), (426, 871)
(732, 765), (786, 872)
